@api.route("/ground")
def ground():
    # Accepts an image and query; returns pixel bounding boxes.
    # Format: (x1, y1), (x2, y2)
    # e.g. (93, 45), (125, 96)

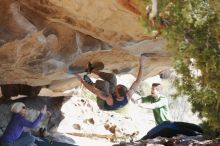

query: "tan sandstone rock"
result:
(0, 0), (173, 90)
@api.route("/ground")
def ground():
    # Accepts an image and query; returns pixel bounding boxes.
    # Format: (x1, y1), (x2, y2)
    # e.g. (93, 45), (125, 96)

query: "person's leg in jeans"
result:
(35, 136), (50, 146)
(141, 121), (172, 140)
(1, 141), (13, 146)
(173, 122), (203, 134)
(13, 132), (35, 146)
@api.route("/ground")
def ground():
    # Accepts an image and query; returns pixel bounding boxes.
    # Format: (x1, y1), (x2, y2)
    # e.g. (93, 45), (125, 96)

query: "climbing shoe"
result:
(83, 75), (93, 85)
(85, 62), (94, 74)
(85, 61), (105, 74)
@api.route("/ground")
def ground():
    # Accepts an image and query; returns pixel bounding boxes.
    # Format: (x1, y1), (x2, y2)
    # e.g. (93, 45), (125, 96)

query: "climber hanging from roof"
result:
(75, 54), (147, 110)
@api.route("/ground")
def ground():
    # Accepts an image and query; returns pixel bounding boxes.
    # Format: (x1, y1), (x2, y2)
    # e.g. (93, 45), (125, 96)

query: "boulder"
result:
(0, 0), (173, 90)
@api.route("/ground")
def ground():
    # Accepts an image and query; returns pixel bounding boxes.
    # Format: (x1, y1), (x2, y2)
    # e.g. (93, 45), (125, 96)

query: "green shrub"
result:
(137, 0), (220, 134)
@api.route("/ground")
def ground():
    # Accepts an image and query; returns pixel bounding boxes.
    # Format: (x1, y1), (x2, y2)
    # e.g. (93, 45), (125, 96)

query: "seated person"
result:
(0, 102), (47, 146)
(75, 55), (147, 110)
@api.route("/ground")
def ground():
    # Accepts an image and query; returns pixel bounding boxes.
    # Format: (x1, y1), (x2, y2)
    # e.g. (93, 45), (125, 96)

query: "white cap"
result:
(11, 102), (26, 113)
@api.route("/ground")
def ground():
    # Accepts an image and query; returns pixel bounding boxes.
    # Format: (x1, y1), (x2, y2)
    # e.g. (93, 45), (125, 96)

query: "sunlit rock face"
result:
(0, 0), (173, 88)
